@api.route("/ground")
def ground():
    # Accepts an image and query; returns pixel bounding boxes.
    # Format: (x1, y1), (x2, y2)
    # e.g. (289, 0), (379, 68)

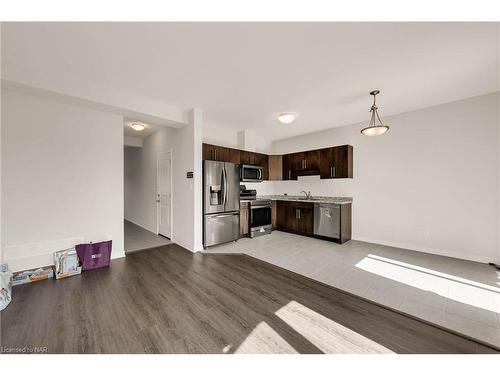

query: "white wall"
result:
(269, 93), (500, 263)
(202, 121), (240, 148)
(124, 109), (202, 252)
(2, 89), (125, 271)
(124, 136), (143, 148)
(124, 126), (176, 232)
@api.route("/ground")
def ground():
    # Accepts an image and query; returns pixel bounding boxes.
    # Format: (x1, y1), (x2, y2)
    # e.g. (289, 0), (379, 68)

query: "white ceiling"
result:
(2, 22), (499, 141)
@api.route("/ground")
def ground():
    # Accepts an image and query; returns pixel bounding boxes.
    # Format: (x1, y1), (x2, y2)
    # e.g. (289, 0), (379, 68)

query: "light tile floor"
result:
(124, 220), (172, 253)
(202, 231), (500, 348)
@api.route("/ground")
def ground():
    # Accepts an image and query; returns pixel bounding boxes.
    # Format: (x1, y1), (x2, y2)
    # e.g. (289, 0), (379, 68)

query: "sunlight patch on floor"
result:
(274, 301), (394, 354)
(234, 321), (298, 354)
(356, 254), (500, 313)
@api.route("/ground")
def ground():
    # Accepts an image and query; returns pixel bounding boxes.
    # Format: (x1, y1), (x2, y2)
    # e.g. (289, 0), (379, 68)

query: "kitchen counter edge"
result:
(256, 195), (353, 205)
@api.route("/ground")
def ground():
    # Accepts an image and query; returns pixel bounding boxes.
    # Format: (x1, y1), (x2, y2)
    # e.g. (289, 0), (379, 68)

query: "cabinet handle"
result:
(330, 166), (333, 177)
(289, 170), (291, 179)
(215, 149), (217, 160)
(332, 166), (336, 177)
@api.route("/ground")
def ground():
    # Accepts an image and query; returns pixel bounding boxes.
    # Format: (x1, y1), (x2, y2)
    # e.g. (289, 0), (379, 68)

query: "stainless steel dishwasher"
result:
(313, 203), (340, 239)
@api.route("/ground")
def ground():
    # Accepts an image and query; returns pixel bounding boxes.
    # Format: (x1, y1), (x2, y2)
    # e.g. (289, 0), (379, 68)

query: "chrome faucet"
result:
(300, 190), (312, 200)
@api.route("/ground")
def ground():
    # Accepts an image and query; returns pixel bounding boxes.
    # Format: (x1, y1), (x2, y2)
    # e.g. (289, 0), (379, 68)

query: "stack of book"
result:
(12, 266), (54, 286)
(54, 248), (82, 279)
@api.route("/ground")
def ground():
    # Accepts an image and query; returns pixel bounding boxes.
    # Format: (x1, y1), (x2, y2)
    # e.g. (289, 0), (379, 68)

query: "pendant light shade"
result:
(361, 90), (389, 136)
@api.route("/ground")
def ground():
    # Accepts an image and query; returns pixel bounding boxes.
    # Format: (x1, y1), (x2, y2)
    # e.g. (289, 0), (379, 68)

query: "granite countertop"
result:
(257, 195), (353, 205)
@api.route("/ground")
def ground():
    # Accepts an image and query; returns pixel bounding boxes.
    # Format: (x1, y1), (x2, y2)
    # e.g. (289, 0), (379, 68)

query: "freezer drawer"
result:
(204, 211), (240, 247)
(313, 203), (340, 239)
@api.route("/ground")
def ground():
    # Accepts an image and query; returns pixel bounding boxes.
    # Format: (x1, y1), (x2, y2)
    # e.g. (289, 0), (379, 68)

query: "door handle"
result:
(225, 168), (228, 204)
(222, 167), (228, 205)
(221, 169), (225, 206)
(208, 212), (238, 219)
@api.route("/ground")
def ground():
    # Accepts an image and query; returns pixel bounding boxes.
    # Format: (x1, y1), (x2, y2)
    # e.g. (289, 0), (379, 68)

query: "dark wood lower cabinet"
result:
(275, 200), (351, 244)
(271, 200), (278, 229)
(276, 201), (314, 235)
(240, 202), (249, 238)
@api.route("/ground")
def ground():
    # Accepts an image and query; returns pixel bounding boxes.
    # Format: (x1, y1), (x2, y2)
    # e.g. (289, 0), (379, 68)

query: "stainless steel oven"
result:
(249, 199), (272, 237)
(240, 164), (263, 182)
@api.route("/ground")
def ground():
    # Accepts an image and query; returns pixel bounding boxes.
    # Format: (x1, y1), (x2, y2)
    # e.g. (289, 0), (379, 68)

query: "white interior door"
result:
(157, 152), (172, 238)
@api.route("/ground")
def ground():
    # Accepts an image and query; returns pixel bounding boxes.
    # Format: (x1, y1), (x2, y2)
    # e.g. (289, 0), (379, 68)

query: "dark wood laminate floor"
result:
(1, 244), (498, 354)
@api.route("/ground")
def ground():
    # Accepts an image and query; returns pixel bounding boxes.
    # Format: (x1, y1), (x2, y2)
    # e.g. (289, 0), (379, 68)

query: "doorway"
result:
(123, 145), (172, 254)
(157, 151), (172, 239)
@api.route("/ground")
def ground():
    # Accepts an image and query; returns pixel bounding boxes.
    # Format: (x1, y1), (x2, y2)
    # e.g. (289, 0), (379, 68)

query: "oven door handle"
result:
(250, 204), (272, 209)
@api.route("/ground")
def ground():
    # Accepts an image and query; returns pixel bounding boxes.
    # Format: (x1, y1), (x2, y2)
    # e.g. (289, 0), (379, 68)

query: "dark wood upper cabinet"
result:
(282, 149), (321, 178)
(239, 150), (253, 165)
(202, 143), (215, 161)
(254, 153), (269, 180)
(268, 155), (283, 181)
(305, 150), (320, 171)
(294, 150), (320, 176)
(203, 143), (352, 180)
(292, 152), (305, 172)
(319, 148), (333, 178)
(203, 143), (230, 162)
(319, 145), (353, 179)
(229, 148), (241, 164)
(282, 154), (297, 180)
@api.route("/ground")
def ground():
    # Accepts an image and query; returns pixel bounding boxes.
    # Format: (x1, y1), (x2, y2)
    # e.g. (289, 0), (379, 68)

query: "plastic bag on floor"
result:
(0, 263), (13, 311)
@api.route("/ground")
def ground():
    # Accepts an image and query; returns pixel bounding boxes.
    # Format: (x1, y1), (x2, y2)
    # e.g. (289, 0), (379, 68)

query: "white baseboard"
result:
(173, 237), (195, 252)
(353, 235), (494, 264)
(4, 237), (124, 272)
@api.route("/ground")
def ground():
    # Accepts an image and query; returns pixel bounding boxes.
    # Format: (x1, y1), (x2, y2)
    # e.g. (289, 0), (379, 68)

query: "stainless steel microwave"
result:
(240, 164), (263, 182)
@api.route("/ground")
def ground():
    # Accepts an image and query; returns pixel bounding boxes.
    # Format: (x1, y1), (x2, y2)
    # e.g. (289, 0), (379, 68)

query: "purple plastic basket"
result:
(75, 241), (112, 270)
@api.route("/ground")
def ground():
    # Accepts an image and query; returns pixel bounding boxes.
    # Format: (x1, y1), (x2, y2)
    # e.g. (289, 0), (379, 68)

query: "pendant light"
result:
(361, 90), (389, 136)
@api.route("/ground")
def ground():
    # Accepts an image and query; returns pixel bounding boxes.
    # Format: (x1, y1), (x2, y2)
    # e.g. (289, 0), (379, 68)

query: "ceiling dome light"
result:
(277, 113), (296, 124)
(361, 90), (390, 136)
(130, 122), (145, 131)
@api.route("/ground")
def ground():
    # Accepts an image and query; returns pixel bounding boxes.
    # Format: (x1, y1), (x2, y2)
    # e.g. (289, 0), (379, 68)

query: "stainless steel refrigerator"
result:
(203, 160), (240, 248)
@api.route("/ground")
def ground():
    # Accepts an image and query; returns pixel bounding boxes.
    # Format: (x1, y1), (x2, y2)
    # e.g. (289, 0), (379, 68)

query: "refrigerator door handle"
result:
(223, 166), (228, 207)
(220, 167), (225, 207)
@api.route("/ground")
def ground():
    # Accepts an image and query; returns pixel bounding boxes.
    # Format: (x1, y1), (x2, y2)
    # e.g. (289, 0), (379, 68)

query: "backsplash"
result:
(243, 181), (274, 195)
(245, 175), (354, 198)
